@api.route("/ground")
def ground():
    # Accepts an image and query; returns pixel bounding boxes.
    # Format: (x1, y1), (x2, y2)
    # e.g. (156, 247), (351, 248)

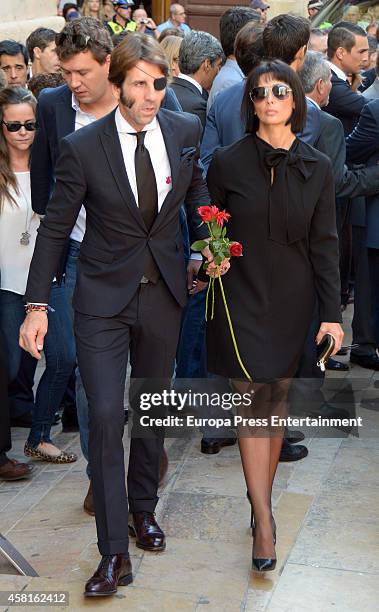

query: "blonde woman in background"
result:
(160, 35), (183, 77)
(82, 0), (105, 21)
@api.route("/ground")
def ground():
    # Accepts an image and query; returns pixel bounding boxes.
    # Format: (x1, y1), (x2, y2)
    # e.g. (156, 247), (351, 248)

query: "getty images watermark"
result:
(136, 388), (364, 431)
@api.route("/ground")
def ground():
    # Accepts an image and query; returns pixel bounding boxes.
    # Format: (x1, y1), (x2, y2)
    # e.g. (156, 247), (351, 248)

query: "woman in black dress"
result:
(206, 61), (343, 571)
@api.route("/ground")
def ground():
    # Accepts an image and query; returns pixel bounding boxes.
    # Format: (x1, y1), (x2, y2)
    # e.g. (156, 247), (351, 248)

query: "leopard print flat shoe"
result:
(24, 442), (77, 463)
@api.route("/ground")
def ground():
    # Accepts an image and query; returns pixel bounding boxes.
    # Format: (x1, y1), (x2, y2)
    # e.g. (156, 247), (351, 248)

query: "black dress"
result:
(206, 134), (342, 381)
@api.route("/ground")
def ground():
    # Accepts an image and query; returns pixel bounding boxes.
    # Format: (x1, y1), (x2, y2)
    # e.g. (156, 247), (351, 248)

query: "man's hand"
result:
(201, 245), (230, 278)
(19, 312), (48, 360)
(187, 259), (208, 295)
(316, 322), (344, 356)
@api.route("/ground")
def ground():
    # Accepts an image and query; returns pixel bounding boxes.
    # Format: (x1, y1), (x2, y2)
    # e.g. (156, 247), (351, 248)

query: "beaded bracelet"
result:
(25, 304), (48, 314)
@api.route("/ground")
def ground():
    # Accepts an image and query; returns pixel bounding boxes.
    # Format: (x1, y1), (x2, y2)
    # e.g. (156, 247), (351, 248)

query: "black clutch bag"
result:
(317, 333), (335, 372)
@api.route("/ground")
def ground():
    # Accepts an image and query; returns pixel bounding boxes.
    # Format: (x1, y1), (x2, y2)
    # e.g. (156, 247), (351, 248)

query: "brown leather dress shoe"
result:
(83, 481), (95, 516)
(0, 457), (34, 481)
(84, 554), (133, 597)
(129, 512), (166, 551)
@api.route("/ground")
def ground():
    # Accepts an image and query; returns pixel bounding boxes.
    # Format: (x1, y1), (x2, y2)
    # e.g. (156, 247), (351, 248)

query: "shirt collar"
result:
(327, 61), (348, 82)
(115, 106), (158, 134)
(178, 73), (203, 94)
(71, 93), (97, 119)
(225, 58), (244, 78)
(306, 96), (321, 110)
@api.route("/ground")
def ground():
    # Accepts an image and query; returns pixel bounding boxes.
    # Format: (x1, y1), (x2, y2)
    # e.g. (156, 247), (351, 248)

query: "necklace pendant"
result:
(20, 231), (31, 246)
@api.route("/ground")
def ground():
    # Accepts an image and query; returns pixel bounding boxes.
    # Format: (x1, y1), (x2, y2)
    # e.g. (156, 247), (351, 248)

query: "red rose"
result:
(198, 205), (219, 223)
(229, 242), (243, 257)
(216, 210), (231, 227)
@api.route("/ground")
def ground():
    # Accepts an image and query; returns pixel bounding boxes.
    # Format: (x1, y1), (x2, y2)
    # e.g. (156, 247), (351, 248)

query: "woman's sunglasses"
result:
(2, 120), (38, 132)
(249, 84), (293, 102)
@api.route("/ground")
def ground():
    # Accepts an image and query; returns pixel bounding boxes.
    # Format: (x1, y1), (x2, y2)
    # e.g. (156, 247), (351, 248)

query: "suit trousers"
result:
(351, 226), (376, 356)
(0, 329), (11, 465)
(74, 280), (182, 555)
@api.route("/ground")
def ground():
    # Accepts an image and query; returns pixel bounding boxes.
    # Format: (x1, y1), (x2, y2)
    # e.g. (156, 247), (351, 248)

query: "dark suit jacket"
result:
(346, 99), (379, 249)
(323, 71), (366, 136)
(170, 77), (207, 129)
(200, 81), (321, 174)
(25, 108), (209, 314)
(31, 84), (183, 216)
(312, 104), (379, 199)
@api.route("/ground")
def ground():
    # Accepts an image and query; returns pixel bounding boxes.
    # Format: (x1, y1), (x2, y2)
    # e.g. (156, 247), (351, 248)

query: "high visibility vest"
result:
(107, 19), (137, 34)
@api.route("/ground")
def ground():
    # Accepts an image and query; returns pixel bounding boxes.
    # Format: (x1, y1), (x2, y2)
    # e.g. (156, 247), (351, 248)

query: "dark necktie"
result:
(133, 131), (158, 231)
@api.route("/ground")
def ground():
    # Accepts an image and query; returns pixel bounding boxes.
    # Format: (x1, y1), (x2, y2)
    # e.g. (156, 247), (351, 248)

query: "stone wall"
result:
(0, 0), (64, 44)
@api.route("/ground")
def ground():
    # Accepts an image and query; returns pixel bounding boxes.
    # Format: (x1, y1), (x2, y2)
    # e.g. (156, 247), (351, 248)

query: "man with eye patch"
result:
(20, 32), (215, 597)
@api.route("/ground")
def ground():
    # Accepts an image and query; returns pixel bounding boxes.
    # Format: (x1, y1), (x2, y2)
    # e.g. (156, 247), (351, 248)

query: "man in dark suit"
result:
(170, 30), (224, 130)
(346, 99), (379, 364)
(201, 14), (321, 173)
(323, 21), (369, 136)
(323, 22), (378, 369)
(20, 33), (216, 597)
(32, 17), (182, 514)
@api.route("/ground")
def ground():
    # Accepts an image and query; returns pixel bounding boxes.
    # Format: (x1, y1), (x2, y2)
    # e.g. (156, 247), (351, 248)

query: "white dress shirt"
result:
(115, 107), (172, 210)
(327, 61), (348, 82)
(70, 94), (97, 243)
(178, 73), (203, 94)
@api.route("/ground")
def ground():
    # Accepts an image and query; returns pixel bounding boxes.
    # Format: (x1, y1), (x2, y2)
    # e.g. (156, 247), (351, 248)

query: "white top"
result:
(327, 61), (348, 82)
(115, 107), (172, 210)
(178, 73), (203, 94)
(70, 94), (96, 243)
(0, 172), (40, 295)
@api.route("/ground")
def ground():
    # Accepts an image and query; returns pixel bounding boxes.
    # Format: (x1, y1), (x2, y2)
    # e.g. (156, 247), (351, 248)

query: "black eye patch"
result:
(154, 77), (167, 91)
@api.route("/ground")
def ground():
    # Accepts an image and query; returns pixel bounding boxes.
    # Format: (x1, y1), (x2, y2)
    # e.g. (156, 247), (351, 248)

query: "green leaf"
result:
(214, 255), (223, 265)
(222, 227), (226, 238)
(212, 224), (222, 239)
(191, 240), (208, 251)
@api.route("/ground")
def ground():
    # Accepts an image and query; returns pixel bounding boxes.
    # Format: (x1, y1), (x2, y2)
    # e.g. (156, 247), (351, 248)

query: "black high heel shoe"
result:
(246, 491), (276, 545)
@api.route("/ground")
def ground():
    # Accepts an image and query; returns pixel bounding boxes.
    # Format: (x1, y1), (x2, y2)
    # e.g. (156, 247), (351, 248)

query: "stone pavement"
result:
(0, 307), (378, 611)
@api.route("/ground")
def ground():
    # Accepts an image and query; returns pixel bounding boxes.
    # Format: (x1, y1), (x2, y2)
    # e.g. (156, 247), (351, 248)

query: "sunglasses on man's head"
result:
(249, 84), (293, 102)
(55, 32), (102, 50)
(2, 120), (37, 132)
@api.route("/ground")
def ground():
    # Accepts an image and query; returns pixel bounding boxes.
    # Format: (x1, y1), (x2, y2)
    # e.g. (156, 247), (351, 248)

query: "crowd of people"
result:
(0, 0), (378, 597)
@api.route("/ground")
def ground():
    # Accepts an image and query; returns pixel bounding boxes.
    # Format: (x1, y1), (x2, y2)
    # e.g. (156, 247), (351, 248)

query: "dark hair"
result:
(219, 6), (261, 57)
(242, 60), (306, 134)
(0, 87), (36, 211)
(367, 35), (377, 54)
(158, 28), (185, 42)
(0, 40), (29, 66)
(28, 72), (65, 98)
(62, 3), (80, 20)
(327, 21), (367, 60)
(263, 14), (310, 64)
(234, 23), (264, 76)
(26, 28), (56, 62)
(56, 17), (113, 64)
(111, 31), (131, 47)
(109, 32), (169, 88)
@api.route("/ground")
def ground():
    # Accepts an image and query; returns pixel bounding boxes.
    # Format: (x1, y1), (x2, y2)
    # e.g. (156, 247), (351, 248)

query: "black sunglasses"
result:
(249, 84), (293, 102)
(2, 120), (38, 132)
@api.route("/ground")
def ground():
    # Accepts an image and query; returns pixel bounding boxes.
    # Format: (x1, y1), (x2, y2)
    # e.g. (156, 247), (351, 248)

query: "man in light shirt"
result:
(157, 3), (191, 35)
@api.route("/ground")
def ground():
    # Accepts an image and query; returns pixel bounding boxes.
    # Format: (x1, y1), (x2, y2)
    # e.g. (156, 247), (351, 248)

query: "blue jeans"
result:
(0, 285), (76, 447)
(65, 239), (91, 478)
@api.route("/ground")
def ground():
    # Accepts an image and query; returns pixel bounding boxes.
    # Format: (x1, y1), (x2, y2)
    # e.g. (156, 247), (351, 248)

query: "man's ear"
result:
(335, 46), (346, 62)
(33, 46), (42, 61)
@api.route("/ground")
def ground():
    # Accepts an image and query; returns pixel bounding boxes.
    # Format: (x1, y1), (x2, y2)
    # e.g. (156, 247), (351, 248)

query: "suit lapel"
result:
(55, 88), (75, 141)
(99, 110), (145, 230)
(153, 111), (181, 230)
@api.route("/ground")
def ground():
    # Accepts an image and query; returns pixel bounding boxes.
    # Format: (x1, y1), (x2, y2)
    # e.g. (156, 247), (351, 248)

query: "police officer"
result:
(106, 0), (137, 35)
